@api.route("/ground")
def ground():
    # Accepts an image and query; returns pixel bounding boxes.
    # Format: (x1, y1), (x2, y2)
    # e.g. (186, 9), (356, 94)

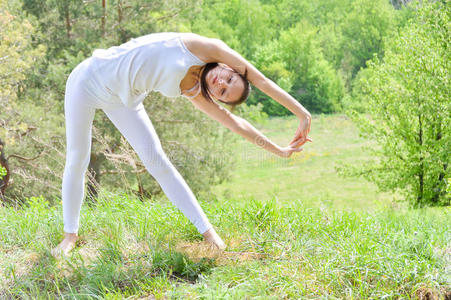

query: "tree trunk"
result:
(432, 122), (448, 204)
(417, 114), (424, 206)
(0, 138), (10, 200)
(117, 0), (128, 43)
(117, 0), (122, 24)
(101, 0), (106, 37)
(65, 3), (71, 39)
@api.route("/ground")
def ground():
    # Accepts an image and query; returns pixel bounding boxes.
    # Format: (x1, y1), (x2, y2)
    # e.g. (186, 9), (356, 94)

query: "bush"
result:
(235, 103), (268, 125)
(252, 21), (344, 115)
(347, 1), (450, 207)
(0, 166), (6, 180)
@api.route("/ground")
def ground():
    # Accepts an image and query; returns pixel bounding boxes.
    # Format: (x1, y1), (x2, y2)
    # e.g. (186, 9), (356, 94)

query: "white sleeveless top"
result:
(90, 32), (205, 108)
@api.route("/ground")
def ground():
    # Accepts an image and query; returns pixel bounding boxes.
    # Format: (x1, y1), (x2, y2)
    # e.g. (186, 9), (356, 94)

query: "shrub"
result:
(252, 21), (344, 115)
(347, 1), (450, 207)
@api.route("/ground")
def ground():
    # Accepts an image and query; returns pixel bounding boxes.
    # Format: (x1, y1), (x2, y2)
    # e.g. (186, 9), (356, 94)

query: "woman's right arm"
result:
(188, 96), (304, 158)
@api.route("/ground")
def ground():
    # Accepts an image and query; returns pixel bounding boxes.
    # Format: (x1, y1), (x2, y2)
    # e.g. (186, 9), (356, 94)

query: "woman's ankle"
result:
(64, 232), (78, 240)
(202, 228), (226, 250)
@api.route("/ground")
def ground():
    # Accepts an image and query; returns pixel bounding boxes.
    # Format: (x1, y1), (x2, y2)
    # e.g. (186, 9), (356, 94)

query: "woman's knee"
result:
(140, 149), (175, 178)
(65, 150), (91, 174)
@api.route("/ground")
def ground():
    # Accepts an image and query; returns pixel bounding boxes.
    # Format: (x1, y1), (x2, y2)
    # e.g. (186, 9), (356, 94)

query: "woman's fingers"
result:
(289, 137), (304, 146)
(289, 136), (312, 148)
(290, 119), (312, 144)
(290, 132), (307, 144)
(289, 127), (301, 143)
(287, 147), (303, 158)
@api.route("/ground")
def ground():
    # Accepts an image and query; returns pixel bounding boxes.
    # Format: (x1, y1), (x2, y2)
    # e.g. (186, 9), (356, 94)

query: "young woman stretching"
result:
(53, 32), (311, 256)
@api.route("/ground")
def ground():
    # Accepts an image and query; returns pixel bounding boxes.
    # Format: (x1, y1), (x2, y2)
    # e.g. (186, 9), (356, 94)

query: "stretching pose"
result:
(53, 32), (311, 255)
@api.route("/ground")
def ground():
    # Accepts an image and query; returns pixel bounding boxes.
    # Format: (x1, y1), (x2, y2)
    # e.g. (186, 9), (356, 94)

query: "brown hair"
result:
(200, 62), (251, 110)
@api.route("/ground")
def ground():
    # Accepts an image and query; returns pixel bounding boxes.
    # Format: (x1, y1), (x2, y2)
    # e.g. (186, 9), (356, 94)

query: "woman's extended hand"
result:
(289, 115), (312, 146)
(278, 145), (303, 158)
(278, 136), (311, 158)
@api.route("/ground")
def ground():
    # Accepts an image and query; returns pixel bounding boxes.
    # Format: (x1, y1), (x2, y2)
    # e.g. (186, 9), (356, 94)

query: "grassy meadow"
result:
(213, 114), (395, 211)
(0, 115), (450, 299)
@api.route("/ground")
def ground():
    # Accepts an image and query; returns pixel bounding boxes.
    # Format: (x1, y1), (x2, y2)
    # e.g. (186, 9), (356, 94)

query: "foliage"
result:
(0, 0), (61, 201)
(190, 0), (277, 59)
(447, 178), (451, 202)
(235, 102), (268, 125)
(0, 0), (44, 125)
(251, 22), (344, 115)
(1, 0), (444, 204)
(340, 0), (395, 81)
(0, 166), (6, 180)
(192, 0), (350, 115)
(347, 1), (450, 207)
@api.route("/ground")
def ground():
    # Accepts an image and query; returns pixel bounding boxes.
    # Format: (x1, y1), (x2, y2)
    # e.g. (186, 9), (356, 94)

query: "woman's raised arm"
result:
(184, 34), (312, 145)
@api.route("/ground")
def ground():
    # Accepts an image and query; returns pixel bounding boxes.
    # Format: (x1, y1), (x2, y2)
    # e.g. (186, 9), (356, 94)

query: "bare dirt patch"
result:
(175, 238), (267, 265)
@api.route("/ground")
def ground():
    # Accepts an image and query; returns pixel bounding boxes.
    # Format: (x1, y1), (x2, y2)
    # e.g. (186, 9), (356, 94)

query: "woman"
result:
(53, 32), (311, 256)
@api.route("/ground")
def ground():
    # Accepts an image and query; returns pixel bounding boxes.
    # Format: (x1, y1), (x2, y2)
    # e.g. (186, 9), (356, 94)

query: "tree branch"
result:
(100, 168), (147, 176)
(7, 151), (45, 162)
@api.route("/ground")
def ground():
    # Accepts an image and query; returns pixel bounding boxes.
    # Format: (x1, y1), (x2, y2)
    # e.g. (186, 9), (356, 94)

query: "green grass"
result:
(214, 114), (396, 211)
(0, 115), (450, 299)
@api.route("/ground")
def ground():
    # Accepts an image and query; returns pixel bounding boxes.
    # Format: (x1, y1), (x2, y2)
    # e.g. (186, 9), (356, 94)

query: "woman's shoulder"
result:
(180, 33), (224, 63)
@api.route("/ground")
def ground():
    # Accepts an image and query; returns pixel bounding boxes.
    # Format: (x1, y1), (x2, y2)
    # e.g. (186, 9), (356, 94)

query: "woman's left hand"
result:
(289, 136), (312, 149)
(289, 115), (312, 146)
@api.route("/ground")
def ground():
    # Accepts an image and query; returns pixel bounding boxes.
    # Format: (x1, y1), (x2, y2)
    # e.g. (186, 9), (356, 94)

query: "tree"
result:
(0, 0), (48, 202)
(348, 1), (450, 207)
(341, 0), (395, 82)
(252, 21), (344, 115)
(190, 0), (276, 59)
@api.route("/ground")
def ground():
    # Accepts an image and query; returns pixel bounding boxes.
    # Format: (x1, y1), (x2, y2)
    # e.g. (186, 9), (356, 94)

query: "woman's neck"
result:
(180, 65), (204, 98)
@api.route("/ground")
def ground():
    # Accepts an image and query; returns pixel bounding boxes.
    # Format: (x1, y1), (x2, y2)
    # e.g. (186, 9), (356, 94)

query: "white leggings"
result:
(62, 58), (212, 234)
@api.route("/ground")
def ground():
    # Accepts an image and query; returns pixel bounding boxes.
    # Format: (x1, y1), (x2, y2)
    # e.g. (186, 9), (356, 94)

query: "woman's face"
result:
(205, 63), (245, 103)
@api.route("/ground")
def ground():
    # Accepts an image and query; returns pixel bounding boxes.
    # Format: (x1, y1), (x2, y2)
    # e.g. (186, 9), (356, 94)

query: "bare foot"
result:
(51, 233), (78, 257)
(202, 228), (226, 250)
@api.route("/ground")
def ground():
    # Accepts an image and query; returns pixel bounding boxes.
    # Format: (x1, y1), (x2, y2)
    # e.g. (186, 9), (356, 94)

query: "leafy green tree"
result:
(252, 21), (344, 115)
(250, 41), (295, 116)
(348, 1), (450, 207)
(0, 0), (53, 201)
(341, 0), (395, 81)
(190, 0), (276, 59)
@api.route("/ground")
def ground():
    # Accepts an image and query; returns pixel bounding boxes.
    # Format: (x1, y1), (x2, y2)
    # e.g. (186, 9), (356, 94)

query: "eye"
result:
(221, 88), (226, 96)
(228, 76), (232, 84)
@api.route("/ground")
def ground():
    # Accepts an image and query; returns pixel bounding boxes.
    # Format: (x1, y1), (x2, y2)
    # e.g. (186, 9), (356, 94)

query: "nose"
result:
(214, 78), (225, 95)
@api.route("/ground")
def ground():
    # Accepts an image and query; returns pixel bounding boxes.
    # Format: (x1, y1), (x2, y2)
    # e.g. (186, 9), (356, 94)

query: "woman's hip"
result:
(65, 58), (123, 109)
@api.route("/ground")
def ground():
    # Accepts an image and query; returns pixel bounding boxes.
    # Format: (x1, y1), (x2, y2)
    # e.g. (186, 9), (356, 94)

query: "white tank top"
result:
(90, 32), (205, 108)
